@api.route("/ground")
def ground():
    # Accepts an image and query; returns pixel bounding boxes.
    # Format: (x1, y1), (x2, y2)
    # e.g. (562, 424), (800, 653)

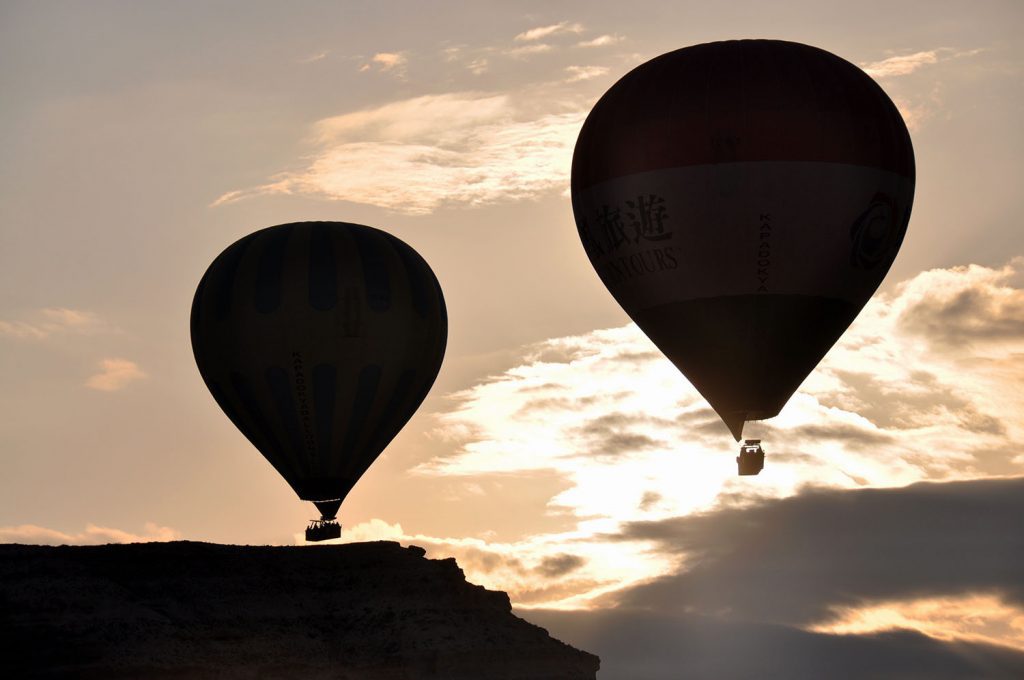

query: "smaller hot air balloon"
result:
(571, 40), (915, 474)
(191, 222), (447, 539)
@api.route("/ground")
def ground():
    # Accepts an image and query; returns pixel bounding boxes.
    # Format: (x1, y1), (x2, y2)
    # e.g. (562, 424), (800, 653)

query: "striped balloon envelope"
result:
(191, 222), (447, 524)
(571, 40), (914, 442)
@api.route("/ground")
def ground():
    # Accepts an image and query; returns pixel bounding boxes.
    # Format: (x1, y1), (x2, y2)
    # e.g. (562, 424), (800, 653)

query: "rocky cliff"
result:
(0, 541), (599, 679)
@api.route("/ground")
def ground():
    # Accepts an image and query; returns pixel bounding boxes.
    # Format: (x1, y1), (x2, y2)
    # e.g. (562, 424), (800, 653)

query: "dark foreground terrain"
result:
(0, 541), (599, 679)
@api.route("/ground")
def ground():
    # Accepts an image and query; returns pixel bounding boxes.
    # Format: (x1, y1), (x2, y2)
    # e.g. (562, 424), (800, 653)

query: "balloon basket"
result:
(737, 439), (765, 476)
(305, 519), (341, 542)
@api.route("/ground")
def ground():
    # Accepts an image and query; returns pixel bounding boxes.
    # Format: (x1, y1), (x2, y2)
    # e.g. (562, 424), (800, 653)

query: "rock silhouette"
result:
(0, 541), (599, 679)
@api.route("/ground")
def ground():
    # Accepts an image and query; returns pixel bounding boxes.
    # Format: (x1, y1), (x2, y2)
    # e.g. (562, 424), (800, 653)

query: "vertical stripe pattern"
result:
(308, 224), (338, 311)
(254, 227), (292, 313)
(191, 222), (447, 509)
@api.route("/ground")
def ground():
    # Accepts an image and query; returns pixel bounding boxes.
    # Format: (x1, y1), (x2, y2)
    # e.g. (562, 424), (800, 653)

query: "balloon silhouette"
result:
(571, 40), (914, 441)
(191, 222), (447, 530)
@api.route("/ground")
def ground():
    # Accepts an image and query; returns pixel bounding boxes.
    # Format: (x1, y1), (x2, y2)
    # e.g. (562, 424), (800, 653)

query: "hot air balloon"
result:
(191, 222), (447, 538)
(571, 40), (914, 474)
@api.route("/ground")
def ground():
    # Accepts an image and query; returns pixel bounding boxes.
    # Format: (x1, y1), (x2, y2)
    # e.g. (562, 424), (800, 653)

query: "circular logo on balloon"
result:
(850, 192), (904, 270)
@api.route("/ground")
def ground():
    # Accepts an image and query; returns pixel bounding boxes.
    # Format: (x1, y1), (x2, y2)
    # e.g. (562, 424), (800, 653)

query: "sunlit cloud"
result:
(0, 522), (180, 545)
(0, 307), (106, 340)
(514, 22), (584, 42)
(359, 51), (408, 76)
(297, 49), (329, 64)
(505, 43), (554, 58)
(429, 256), (1024, 484)
(85, 358), (146, 391)
(372, 52), (405, 71)
(467, 57), (488, 75)
(565, 65), (609, 82)
(528, 477), (1024, 674)
(440, 45), (489, 74)
(862, 49), (943, 78)
(860, 48), (983, 131)
(412, 260), (1024, 607)
(891, 84), (944, 132)
(297, 518), (676, 610)
(812, 594), (1024, 652)
(577, 34), (623, 48)
(609, 477), (1024, 622)
(897, 258), (1024, 345)
(441, 45), (489, 70)
(527, 603), (1024, 679)
(214, 92), (586, 214)
(861, 47), (983, 78)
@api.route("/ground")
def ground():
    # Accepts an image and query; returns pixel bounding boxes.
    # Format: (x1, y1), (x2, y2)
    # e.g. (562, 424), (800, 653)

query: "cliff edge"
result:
(0, 540), (599, 679)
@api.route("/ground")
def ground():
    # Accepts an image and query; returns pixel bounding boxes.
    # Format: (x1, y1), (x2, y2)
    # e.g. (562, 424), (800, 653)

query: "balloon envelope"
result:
(191, 222), (447, 518)
(571, 40), (914, 440)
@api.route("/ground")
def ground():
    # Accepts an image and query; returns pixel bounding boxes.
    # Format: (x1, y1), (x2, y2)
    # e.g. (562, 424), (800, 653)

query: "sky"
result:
(1, 1), (1023, 677)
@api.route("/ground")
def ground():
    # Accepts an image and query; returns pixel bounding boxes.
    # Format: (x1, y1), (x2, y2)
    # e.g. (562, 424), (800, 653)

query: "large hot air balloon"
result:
(191, 222), (447, 538)
(571, 40), (914, 473)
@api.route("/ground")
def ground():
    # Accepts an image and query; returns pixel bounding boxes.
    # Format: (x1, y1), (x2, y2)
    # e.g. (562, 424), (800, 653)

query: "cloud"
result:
(358, 51), (408, 76)
(431, 258), (1024, 476)
(0, 522), (181, 545)
(813, 594), (1024, 652)
(372, 51), (405, 71)
(790, 422), (895, 447)
(416, 260), (1024, 607)
(638, 491), (661, 511)
(297, 50), (328, 64)
(439, 46), (487, 74)
(565, 65), (609, 82)
(466, 58), (488, 75)
(611, 477), (1024, 624)
(574, 413), (667, 458)
(895, 83), (948, 132)
(438, 45), (488, 74)
(862, 49), (944, 78)
(85, 358), (146, 391)
(514, 22), (584, 42)
(861, 47), (983, 78)
(214, 92), (585, 214)
(897, 259), (1024, 345)
(504, 43), (553, 58)
(576, 34), (622, 48)
(0, 307), (106, 340)
(515, 477), (1024, 678)
(307, 518), (673, 610)
(526, 607), (1024, 680)
(859, 48), (983, 131)
(536, 553), (586, 577)
(859, 48), (984, 131)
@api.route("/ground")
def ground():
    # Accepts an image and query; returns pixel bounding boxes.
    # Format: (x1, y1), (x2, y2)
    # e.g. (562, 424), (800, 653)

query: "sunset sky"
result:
(2, 1), (1023, 677)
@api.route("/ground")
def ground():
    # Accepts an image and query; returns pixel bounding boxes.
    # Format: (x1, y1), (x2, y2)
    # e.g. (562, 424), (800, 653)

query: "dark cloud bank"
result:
(522, 477), (1024, 679)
